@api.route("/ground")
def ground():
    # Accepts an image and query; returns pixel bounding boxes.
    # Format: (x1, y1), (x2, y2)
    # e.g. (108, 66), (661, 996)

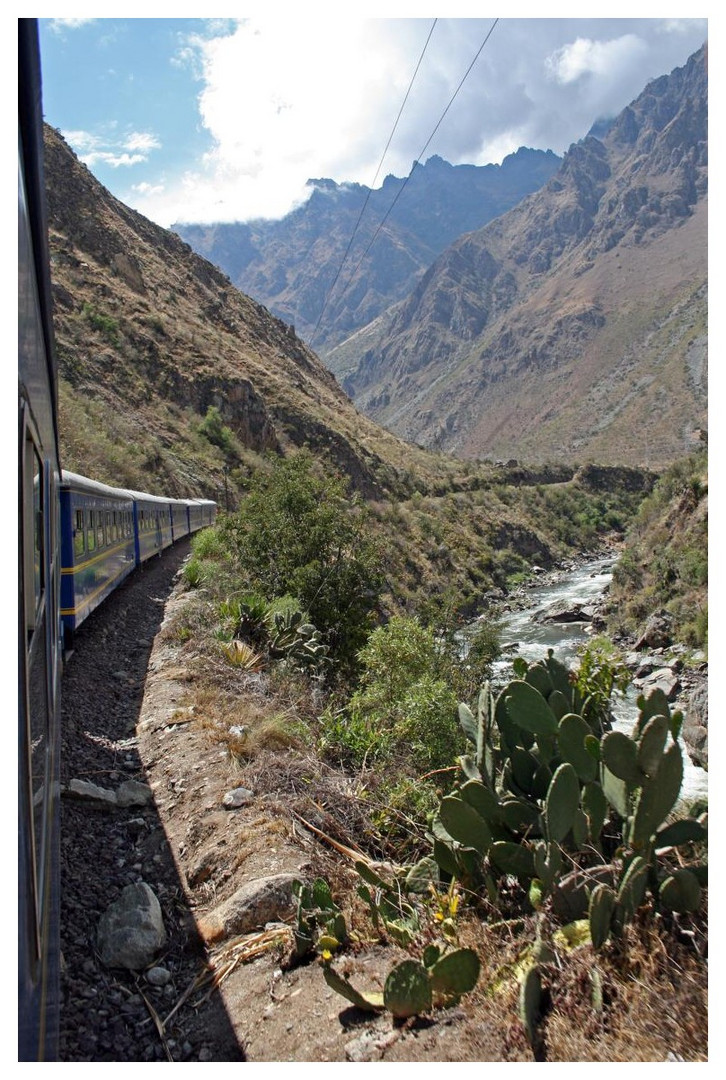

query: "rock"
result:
(682, 682), (708, 771)
(345, 1028), (400, 1062)
(222, 786), (254, 809)
(97, 882), (166, 970)
(66, 779), (118, 806)
(538, 603), (593, 624)
(639, 668), (681, 702)
(634, 611), (673, 651)
(116, 780), (154, 807)
(196, 873), (298, 944)
(146, 966), (172, 987)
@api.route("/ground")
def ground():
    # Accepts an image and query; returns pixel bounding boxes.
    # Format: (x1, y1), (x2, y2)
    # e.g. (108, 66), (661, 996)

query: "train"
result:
(59, 472), (215, 646)
(18, 20), (217, 1060)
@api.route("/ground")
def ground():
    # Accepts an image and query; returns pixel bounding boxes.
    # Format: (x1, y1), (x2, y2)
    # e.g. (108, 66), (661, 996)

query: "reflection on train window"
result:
(32, 448), (43, 612)
(87, 510), (96, 552)
(73, 508), (85, 557)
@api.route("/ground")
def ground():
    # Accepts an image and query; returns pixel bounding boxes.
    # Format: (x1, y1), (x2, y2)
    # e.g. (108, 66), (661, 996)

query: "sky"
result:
(36, 8), (709, 229)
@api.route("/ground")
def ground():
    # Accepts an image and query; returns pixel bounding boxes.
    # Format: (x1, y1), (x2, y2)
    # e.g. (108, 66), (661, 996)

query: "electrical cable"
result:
(309, 18), (438, 349)
(312, 17), (499, 348)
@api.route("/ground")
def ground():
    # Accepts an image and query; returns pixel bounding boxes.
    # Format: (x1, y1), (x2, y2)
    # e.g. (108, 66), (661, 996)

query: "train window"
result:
(111, 511), (117, 542)
(97, 514), (105, 549)
(105, 510), (112, 544)
(87, 510), (96, 552)
(73, 509), (85, 557)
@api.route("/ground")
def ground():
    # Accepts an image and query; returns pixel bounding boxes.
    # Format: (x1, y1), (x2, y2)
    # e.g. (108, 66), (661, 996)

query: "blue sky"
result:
(37, 11), (708, 228)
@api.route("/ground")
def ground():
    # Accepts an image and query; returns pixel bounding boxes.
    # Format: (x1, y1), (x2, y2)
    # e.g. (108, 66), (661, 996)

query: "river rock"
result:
(537, 603), (593, 624)
(682, 682), (708, 771)
(97, 882), (166, 970)
(638, 668), (681, 702)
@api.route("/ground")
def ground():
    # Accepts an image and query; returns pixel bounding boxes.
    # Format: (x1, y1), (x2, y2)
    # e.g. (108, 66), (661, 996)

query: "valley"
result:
(44, 39), (707, 1064)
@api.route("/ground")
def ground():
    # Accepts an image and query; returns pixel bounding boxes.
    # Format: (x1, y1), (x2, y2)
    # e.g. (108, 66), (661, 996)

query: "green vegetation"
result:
(197, 405), (237, 457)
(170, 450), (704, 1045)
(81, 301), (120, 345)
(608, 449), (707, 648)
(216, 453), (383, 669)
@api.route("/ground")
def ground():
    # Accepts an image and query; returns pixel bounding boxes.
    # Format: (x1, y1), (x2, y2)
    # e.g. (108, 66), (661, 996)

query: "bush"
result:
(198, 405), (236, 455)
(332, 617), (463, 775)
(218, 453), (383, 670)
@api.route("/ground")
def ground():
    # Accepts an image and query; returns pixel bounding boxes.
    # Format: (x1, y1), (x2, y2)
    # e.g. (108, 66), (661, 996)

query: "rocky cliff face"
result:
(173, 148), (561, 367)
(342, 46), (707, 468)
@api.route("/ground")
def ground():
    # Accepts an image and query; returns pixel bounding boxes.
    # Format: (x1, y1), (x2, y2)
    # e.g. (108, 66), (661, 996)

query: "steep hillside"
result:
(342, 46), (707, 468)
(173, 149), (561, 367)
(43, 125), (489, 502)
(606, 448), (708, 647)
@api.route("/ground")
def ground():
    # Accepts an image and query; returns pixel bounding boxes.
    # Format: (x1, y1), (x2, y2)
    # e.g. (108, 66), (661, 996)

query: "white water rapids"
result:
(479, 555), (708, 807)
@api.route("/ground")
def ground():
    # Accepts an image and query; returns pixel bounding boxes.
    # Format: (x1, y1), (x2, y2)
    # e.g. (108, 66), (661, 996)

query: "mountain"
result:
(42, 124), (476, 502)
(173, 148), (561, 367)
(341, 46), (707, 468)
(42, 122), (658, 618)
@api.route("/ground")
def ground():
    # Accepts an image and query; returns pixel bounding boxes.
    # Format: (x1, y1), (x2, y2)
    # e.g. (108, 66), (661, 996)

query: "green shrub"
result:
(198, 405), (236, 455)
(218, 453), (383, 670)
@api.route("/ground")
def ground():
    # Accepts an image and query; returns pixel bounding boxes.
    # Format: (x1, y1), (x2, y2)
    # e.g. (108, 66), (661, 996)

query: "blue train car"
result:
(188, 498), (218, 532)
(131, 492), (174, 562)
(170, 498), (191, 542)
(59, 472), (136, 640)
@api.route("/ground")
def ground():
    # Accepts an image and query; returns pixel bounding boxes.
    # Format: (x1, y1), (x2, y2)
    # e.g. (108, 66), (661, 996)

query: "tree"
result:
(219, 453), (383, 669)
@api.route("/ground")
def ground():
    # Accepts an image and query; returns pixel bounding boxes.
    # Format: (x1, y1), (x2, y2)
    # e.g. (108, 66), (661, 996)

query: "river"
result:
(479, 554), (708, 807)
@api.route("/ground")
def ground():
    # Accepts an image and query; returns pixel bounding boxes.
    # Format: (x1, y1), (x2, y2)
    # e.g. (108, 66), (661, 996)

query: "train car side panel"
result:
(59, 474), (135, 636)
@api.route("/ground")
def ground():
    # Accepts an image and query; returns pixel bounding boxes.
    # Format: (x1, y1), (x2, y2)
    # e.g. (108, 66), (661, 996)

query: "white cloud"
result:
(130, 181), (165, 197)
(125, 132), (161, 153)
(90, 151), (148, 169)
(48, 18), (96, 34)
(62, 127), (161, 171)
(545, 35), (647, 86)
(122, 15), (707, 226)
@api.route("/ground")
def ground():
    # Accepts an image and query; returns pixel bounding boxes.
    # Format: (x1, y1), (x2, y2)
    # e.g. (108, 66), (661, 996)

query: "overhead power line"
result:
(311, 17), (499, 349)
(309, 18), (438, 349)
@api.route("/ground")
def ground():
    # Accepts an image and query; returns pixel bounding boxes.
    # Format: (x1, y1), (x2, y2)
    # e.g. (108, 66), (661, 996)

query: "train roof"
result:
(61, 471), (216, 509)
(61, 470), (135, 501)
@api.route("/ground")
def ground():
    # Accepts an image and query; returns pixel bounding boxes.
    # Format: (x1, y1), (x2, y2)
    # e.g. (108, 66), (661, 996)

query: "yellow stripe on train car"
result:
(61, 539), (134, 574)
(60, 561), (134, 617)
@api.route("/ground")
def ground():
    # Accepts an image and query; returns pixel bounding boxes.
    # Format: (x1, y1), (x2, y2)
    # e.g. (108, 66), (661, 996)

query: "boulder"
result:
(634, 611), (673, 651)
(197, 872), (298, 944)
(638, 668), (682, 702)
(538, 603), (593, 624)
(97, 882), (166, 970)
